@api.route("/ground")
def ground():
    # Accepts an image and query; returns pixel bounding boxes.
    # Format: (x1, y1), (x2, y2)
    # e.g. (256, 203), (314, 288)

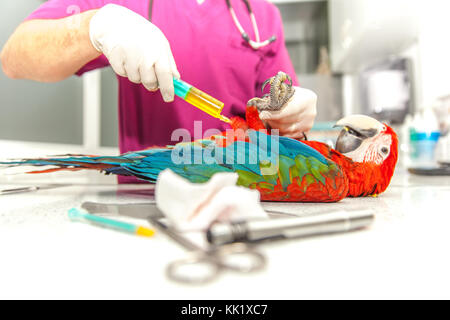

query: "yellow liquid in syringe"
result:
(184, 87), (231, 123)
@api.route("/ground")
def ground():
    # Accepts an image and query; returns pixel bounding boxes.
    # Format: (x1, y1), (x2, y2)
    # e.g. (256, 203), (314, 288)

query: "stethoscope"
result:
(225, 0), (277, 50)
(149, 0), (277, 50)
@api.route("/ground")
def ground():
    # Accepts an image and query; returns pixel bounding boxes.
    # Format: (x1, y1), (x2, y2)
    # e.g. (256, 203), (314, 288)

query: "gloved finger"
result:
(125, 62), (141, 84)
(110, 61), (127, 78)
(263, 120), (290, 135)
(283, 131), (309, 140)
(260, 111), (290, 123)
(280, 122), (302, 135)
(258, 99), (300, 122)
(267, 121), (311, 136)
(155, 56), (175, 102)
(259, 88), (317, 122)
(108, 47), (127, 77)
(264, 119), (292, 132)
(168, 49), (180, 80)
(295, 114), (316, 132)
(273, 116), (315, 135)
(140, 64), (158, 91)
(262, 107), (316, 125)
(259, 106), (303, 122)
(283, 124), (306, 138)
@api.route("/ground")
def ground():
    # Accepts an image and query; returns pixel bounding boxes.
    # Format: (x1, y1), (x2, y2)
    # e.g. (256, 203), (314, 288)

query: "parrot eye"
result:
(380, 146), (389, 157)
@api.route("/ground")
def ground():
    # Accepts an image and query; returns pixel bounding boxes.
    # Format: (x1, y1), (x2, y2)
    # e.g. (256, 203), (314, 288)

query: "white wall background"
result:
(0, 1), (118, 157)
(413, 0), (450, 108)
(330, 0), (450, 114)
(0, 0), (84, 145)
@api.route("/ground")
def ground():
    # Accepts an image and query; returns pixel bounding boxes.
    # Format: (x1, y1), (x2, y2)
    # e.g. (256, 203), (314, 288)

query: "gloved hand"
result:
(259, 87), (317, 139)
(89, 4), (180, 102)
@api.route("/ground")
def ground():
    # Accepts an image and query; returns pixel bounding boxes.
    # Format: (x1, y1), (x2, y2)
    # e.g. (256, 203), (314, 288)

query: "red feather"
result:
(303, 125), (398, 197)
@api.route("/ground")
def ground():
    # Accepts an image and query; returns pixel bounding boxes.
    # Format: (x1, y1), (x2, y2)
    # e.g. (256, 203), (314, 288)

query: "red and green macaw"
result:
(1, 72), (398, 202)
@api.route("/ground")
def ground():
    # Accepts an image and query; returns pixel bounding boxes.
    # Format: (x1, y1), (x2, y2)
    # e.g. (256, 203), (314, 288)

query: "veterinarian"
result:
(0, 0), (317, 182)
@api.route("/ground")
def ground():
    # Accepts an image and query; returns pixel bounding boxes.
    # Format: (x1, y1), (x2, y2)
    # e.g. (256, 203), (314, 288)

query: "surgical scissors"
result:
(147, 216), (266, 285)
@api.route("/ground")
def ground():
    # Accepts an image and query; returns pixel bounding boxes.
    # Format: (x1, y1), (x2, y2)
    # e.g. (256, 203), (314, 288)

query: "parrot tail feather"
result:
(27, 167), (83, 174)
(0, 155), (125, 175)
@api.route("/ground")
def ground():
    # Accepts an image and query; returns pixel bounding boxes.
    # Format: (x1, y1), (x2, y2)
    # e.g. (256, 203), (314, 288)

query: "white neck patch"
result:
(344, 133), (392, 165)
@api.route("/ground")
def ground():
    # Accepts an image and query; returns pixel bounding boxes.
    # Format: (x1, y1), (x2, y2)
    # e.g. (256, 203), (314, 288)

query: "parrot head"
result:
(334, 114), (398, 192)
(335, 114), (398, 165)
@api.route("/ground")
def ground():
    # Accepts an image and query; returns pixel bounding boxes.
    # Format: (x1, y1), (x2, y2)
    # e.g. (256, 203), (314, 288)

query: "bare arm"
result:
(0, 10), (101, 82)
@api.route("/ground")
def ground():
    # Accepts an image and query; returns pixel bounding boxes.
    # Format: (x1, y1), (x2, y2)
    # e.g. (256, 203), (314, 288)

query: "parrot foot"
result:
(246, 94), (270, 111)
(247, 71), (295, 112)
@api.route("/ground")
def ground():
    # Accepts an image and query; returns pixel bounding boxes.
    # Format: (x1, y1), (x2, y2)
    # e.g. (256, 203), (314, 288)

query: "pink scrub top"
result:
(27, 0), (298, 183)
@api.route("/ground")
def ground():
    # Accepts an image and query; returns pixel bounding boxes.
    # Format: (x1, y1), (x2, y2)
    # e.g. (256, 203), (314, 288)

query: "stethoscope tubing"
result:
(225, 0), (277, 50)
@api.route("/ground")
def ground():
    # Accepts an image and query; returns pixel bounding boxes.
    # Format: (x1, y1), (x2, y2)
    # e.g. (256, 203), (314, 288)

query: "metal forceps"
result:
(147, 216), (266, 285)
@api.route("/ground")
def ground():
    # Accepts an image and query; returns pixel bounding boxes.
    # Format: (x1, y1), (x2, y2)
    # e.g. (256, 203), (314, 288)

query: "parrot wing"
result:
(233, 132), (349, 202)
(1, 130), (349, 202)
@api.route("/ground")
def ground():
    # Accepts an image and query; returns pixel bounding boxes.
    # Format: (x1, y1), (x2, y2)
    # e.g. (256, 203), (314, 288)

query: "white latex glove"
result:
(259, 86), (317, 139)
(89, 4), (180, 102)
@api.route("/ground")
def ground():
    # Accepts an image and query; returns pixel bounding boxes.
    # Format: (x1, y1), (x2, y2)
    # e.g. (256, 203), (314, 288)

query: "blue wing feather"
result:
(1, 130), (332, 189)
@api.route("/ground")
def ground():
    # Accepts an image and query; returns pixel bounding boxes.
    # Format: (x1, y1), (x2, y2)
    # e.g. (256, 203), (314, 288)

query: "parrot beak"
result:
(334, 115), (385, 154)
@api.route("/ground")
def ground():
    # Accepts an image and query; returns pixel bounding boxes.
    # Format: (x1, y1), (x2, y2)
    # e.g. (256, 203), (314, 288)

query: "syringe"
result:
(173, 78), (231, 123)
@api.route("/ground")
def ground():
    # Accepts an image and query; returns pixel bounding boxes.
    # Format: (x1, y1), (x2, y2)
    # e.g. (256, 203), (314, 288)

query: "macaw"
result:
(0, 72), (398, 202)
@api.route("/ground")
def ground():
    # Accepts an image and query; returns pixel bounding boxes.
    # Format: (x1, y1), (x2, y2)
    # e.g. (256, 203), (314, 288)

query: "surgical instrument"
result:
(207, 210), (375, 245)
(0, 186), (39, 195)
(81, 201), (295, 219)
(82, 202), (266, 283)
(0, 184), (68, 196)
(81, 201), (163, 220)
(147, 213), (266, 285)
